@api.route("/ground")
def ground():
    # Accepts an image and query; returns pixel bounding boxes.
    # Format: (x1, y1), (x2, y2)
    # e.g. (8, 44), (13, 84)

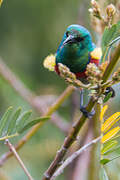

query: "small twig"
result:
(51, 136), (101, 180)
(5, 139), (34, 180)
(0, 133), (18, 141)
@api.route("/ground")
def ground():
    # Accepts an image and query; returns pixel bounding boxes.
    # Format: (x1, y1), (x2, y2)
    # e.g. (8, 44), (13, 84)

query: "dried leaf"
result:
(103, 92), (113, 103)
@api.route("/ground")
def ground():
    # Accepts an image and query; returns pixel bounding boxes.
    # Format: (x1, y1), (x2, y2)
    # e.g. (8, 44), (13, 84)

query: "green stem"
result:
(0, 133), (18, 141)
(88, 103), (101, 180)
(102, 43), (120, 83)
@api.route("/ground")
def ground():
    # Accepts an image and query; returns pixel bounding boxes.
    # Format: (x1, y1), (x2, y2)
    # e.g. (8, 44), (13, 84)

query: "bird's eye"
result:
(75, 36), (84, 42)
(66, 31), (69, 37)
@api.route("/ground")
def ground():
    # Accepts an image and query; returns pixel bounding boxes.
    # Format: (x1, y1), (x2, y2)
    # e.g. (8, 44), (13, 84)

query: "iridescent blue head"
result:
(56, 24), (96, 73)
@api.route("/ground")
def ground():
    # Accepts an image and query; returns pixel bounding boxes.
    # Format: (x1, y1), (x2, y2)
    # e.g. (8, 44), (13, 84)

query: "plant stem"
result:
(51, 136), (101, 180)
(88, 103), (101, 180)
(42, 43), (120, 180)
(0, 133), (18, 141)
(102, 43), (120, 83)
(42, 98), (96, 180)
(5, 139), (34, 180)
(0, 85), (75, 166)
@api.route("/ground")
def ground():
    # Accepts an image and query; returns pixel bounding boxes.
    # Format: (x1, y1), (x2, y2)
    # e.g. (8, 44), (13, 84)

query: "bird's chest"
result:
(57, 45), (90, 73)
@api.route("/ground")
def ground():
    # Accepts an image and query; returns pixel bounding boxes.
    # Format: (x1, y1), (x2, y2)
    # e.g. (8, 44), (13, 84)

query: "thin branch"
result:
(42, 43), (120, 180)
(51, 136), (101, 180)
(0, 58), (70, 133)
(5, 139), (34, 180)
(0, 85), (75, 166)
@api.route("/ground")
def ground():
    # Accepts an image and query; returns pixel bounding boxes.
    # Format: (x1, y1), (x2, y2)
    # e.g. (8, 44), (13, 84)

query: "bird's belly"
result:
(61, 56), (90, 74)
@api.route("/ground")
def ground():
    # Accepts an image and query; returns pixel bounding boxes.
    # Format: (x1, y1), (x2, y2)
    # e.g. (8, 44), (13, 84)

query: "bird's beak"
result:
(63, 35), (76, 46)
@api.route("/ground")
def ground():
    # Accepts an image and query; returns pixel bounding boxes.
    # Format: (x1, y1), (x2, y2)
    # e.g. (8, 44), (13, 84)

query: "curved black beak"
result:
(63, 35), (76, 46)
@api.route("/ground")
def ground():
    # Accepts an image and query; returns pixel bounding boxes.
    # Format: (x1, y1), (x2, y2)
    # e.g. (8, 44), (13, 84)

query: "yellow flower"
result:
(100, 105), (108, 122)
(100, 106), (120, 143)
(43, 54), (56, 71)
(0, 0), (3, 6)
(101, 112), (120, 133)
(101, 126), (120, 143)
(90, 47), (102, 60)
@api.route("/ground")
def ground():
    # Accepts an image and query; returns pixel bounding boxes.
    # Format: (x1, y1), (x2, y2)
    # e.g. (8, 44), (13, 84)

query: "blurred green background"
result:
(0, 0), (119, 180)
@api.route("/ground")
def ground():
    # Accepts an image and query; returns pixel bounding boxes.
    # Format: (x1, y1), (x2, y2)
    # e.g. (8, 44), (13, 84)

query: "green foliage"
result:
(100, 159), (110, 165)
(101, 21), (120, 62)
(103, 92), (113, 103)
(0, 106), (50, 141)
(103, 145), (120, 155)
(16, 110), (32, 132)
(101, 140), (118, 155)
(100, 167), (109, 180)
(0, 106), (13, 137)
(7, 107), (21, 135)
(100, 105), (120, 180)
(100, 155), (120, 166)
(18, 116), (49, 134)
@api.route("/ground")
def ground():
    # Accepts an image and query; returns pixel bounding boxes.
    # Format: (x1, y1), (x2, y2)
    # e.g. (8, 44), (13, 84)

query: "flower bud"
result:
(43, 54), (55, 71)
(106, 4), (116, 17)
(112, 68), (120, 82)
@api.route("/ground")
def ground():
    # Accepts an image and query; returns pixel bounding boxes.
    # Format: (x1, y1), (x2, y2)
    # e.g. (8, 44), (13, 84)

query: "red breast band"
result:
(55, 58), (100, 79)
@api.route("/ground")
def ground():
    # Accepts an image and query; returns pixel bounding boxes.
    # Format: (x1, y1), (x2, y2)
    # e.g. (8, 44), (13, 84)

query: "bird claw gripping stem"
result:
(80, 106), (95, 118)
(80, 90), (95, 118)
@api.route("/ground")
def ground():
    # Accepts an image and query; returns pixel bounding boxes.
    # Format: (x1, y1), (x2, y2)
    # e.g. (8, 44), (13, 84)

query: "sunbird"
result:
(55, 24), (100, 82)
(54, 24), (114, 117)
(54, 24), (101, 117)
(44, 24), (115, 117)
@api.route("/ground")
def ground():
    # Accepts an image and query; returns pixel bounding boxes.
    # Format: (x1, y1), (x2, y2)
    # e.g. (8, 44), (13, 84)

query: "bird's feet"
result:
(79, 87), (115, 118)
(80, 106), (95, 118)
(80, 90), (95, 118)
